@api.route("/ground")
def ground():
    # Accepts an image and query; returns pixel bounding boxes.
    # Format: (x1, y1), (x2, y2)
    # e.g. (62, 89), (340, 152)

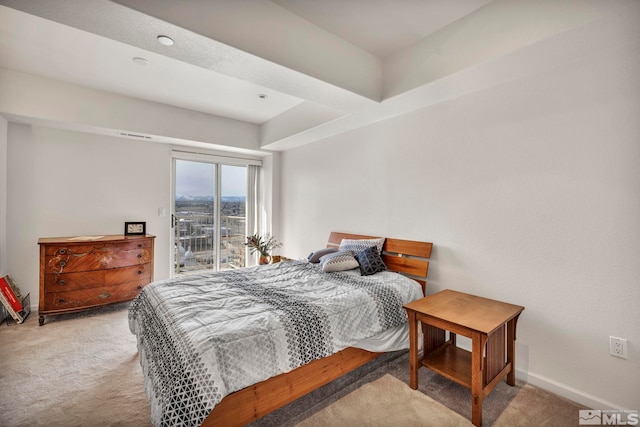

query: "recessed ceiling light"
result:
(157, 35), (174, 46)
(132, 57), (149, 66)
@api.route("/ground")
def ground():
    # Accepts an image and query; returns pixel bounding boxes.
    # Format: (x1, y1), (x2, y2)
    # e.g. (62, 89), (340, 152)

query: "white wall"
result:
(0, 116), (7, 276)
(6, 124), (173, 302)
(279, 19), (640, 410)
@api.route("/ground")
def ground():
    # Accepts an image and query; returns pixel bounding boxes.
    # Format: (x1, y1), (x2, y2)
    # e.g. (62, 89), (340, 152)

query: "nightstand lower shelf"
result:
(422, 342), (472, 388)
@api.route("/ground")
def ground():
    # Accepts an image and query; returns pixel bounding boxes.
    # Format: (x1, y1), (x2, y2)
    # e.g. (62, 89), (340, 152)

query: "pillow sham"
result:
(339, 237), (385, 255)
(307, 247), (338, 263)
(355, 245), (387, 276)
(319, 250), (359, 273)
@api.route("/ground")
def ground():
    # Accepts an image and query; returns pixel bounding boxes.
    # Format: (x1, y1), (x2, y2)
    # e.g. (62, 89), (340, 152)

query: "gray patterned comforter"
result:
(129, 260), (422, 426)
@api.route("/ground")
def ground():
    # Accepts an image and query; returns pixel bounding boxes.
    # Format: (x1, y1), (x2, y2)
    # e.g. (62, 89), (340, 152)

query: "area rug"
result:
(294, 374), (472, 427)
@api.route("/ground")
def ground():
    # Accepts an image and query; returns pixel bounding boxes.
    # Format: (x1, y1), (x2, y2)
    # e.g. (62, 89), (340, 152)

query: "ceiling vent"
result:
(119, 132), (152, 140)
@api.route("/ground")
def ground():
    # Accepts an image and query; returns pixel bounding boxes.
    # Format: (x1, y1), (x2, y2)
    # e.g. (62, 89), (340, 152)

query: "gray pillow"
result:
(307, 247), (339, 263)
(339, 237), (385, 255)
(319, 250), (359, 272)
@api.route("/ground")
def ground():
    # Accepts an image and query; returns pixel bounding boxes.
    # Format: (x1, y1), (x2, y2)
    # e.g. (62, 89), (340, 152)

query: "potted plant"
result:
(244, 233), (282, 265)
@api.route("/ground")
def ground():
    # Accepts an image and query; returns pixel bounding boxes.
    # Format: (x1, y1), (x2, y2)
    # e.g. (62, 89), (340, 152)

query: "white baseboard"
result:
(516, 368), (627, 410)
(445, 338), (626, 410)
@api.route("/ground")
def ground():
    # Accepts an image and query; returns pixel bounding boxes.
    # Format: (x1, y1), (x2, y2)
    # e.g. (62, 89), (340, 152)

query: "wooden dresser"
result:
(38, 234), (155, 325)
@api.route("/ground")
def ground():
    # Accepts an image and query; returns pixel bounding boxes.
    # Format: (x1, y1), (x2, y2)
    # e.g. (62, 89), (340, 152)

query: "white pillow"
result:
(339, 237), (385, 255)
(319, 250), (359, 272)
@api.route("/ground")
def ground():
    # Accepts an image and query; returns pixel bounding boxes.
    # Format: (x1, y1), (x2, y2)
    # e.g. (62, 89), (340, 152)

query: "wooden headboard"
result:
(327, 232), (433, 294)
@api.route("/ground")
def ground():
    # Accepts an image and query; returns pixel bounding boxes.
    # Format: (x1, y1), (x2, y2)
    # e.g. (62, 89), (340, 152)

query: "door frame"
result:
(170, 150), (261, 278)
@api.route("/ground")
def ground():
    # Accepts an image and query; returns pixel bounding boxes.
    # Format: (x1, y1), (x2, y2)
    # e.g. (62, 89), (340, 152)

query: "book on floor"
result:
(0, 275), (30, 325)
(0, 275), (22, 312)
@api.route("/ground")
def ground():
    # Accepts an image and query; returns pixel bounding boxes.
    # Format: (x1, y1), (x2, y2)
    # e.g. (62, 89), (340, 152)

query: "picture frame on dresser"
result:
(124, 221), (146, 236)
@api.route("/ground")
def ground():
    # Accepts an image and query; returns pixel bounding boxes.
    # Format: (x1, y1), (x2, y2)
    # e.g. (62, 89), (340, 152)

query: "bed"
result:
(129, 232), (432, 426)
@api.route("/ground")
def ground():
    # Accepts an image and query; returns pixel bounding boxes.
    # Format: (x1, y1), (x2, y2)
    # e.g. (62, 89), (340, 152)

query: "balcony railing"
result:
(175, 214), (246, 273)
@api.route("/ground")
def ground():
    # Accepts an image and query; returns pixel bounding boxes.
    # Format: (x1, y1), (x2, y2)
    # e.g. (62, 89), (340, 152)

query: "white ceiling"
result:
(271, 0), (492, 59)
(0, 0), (625, 152)
(0, 3), (305, 124)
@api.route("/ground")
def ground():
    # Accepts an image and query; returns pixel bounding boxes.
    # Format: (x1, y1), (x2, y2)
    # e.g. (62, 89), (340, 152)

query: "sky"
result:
(175, 160), (246, 197)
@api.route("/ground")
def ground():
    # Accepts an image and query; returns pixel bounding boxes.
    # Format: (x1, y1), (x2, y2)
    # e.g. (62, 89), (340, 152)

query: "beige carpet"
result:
(0, 304), (586, 427)
(295, 374), (472, 427)
(0, 304), (151, 427)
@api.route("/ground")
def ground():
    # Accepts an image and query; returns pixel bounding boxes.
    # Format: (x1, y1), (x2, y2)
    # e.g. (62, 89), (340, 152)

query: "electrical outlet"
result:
(609, 336), (628, 359)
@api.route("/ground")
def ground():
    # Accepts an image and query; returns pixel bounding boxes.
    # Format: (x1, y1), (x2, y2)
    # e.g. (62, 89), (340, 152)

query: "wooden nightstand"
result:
(404, 290), (524, 427)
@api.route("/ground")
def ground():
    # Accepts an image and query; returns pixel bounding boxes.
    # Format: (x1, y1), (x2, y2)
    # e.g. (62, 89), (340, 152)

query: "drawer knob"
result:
(137, 270), (143, 275)
(58, 298), (65, 304)
(59, 280), (66, 286)
(137, 254), (142, 259)
(138, 244), (142, 248)
(137, 285), (142, 290)
(59, 261), (67, 267)
(59, 249), (67, 255)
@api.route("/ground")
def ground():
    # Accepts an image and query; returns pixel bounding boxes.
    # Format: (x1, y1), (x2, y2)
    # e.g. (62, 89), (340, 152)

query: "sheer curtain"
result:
(246, 165), (260, 265)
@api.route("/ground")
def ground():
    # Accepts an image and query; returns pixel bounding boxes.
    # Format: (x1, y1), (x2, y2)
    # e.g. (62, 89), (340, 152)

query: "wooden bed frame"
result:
(201, 232), (432, 426)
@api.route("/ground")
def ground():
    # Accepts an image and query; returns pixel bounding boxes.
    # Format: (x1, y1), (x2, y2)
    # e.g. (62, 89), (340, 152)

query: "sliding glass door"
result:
(173, 159), (247, 275)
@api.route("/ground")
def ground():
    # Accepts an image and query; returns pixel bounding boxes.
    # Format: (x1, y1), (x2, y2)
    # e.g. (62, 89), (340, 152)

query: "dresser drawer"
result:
(41, 281), (147, 311)
(43, 270), (104, 292)
(43, 264), (152, 292)
(105, 263), (151, 285)
(45, 247), (152, 274)
(42, 239), (152, 256)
